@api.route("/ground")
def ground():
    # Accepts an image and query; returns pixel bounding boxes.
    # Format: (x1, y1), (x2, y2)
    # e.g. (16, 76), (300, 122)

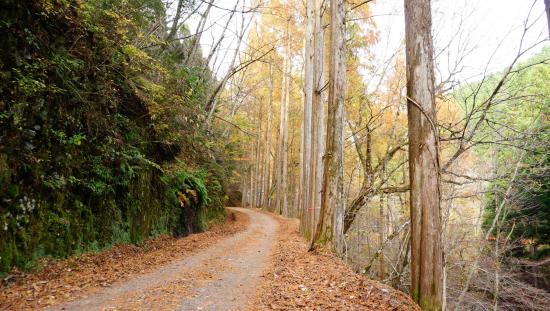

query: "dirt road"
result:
(51, 208), (278, 311)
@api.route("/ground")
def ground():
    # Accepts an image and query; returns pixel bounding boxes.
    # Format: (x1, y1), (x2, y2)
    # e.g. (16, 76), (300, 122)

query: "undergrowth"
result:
(0, 0), (235, 274)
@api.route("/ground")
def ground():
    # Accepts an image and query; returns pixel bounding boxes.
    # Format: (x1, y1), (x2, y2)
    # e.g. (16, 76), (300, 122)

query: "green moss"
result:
(0, 0), (232, 274)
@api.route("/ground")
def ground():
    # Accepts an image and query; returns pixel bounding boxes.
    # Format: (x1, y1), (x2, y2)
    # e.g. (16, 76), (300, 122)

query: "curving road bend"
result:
(50, 208), (278, 311)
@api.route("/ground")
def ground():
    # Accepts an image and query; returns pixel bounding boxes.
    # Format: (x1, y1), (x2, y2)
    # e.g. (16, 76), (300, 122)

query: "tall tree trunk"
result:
(254, 105), (263, 208)
(167, 0), (186, 40)
(243, 174), (247, 207)
(310, 0), (326, 236)
(545, 0), (550, 39)
(251, 110), (258, 208)
(275, 59), (285, 214)
(378, 192), (386, 281)
(204, 1), (240, 68)
(262, 64), (274, 209)
(299, 103), (305, 216)
(248, 141), (254, 208)
(310, 0), (345, 254)
(282, 26), (291, 216)
(301, 0), (315, 236)
(276, 21), (291, 215)
(404, 0), (443, 309)
(184, 0), (214, 66)
(241, 159), (247, 207)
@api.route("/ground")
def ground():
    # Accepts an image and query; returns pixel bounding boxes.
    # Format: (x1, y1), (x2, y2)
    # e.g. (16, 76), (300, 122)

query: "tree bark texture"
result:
(277, 21), (291, 216)
(310, 0), (326, 237)
(404, 0), (444, 309)
(310, 0), (345, 255)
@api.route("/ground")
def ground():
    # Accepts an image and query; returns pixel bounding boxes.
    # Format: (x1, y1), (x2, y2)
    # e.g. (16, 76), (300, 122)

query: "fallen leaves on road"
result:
(0, 210), (248, 311)
(251, 215), (420, 311)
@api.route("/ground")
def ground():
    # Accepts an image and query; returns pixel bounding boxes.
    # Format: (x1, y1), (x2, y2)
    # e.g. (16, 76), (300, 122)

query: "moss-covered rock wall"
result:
(0, 0), (232, 274)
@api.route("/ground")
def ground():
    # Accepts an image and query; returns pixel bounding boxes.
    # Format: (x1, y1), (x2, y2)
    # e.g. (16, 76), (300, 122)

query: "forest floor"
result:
(250, 212), (419, 311)
(1, 208), (419, 310)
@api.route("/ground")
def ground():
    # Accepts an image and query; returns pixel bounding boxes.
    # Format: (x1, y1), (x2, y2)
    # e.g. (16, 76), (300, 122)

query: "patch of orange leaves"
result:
(251, 215), (420, 311)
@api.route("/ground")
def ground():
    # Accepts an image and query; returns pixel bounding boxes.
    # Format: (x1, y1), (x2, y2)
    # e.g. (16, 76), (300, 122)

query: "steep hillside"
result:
(0, 0), (234, 274)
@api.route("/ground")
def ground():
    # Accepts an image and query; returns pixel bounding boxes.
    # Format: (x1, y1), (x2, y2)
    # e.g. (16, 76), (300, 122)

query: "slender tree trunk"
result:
(299, 102), (305, 217)
(251, 111), (258, 208)
(275, 60), (285, 214)
(167, 0), (185, 40)
(404, 0), (443, 309)
(184, 0), (214, 66)
(301, 0), (315, 235)
(545, 0), (550, 39)
(392, 225), (411, 288)
(248, 141), (254, 208)
(379, 192), (386, 281)
(293, 170), (301, 216)
(310, 0), (326, 237)
(276, 21), (291, 215)
(282, 26), (291, 216)
(271, 122), (279, 213)
(205, 14), (252, 124)
(275, 83), (283, 213)
(262, 64), (274, 209)
(254, 105), (263, 208)
(250, 107), (259, 209)
(310, 0), (346, 254)
(300, 103), (307, 216)
(204, 1), (240, 68)
(241, 161), (247, 207)
(493, 226), (500, 311)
